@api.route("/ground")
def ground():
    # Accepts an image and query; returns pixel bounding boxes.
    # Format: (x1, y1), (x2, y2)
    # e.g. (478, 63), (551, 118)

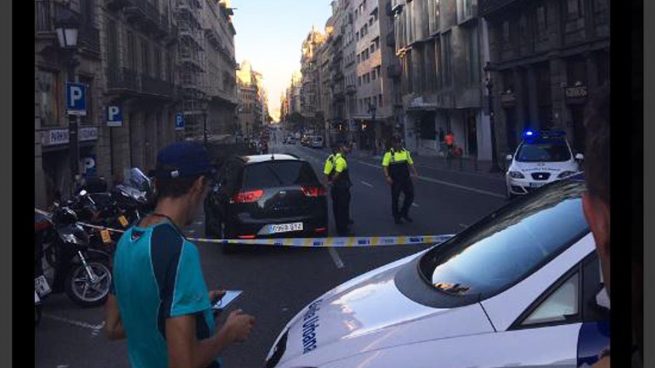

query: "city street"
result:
(35, 141), (508, 368)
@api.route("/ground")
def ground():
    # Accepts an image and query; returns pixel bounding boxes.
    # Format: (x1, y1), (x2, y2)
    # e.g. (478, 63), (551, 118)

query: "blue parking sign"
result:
(175, 113), (185, 131)
(66, 82), (87, 116)
(107, 105), (123, 127)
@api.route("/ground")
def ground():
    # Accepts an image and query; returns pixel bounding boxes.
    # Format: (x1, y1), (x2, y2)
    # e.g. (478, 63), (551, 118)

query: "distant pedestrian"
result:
(382, 135), (418, 224)
(105, 142), (255, 368)
(445, 131), (455, 157)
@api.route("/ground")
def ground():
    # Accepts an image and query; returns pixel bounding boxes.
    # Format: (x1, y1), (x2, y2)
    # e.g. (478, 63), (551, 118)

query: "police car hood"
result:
(271, 250), (494, 367)
(511, 160), (577, 173)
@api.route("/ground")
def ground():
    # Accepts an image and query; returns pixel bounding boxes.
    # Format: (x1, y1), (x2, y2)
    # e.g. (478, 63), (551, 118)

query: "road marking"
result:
(360, 180), (374, 188)
(356, 160), (505, 199)
(43, 313), (105, 333)
(459, 223), (469, 229)
(328, 247), (345, 269)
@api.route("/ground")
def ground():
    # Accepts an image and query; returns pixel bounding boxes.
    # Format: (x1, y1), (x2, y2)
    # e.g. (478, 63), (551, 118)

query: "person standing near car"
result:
(581, 84), (642, 368)
(105, 142), (255, 368)
(330, 141), (353, 236)
(323, 145), (339, 186)
(382, 136), (419, 224)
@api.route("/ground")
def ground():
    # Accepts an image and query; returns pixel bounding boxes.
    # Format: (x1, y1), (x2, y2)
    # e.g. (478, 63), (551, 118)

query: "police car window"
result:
(516, 141), (571, 162)
(522, 272), (580, 326)
(420, 181), (589, 299)
(242, 161), (318, 189)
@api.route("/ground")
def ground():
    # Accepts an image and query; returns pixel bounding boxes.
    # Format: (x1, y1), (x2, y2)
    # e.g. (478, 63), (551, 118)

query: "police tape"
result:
(36, 208), (454, 247)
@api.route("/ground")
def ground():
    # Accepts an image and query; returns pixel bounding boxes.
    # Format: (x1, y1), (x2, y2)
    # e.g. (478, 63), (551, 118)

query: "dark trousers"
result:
(331, 186), (351, 235)
(391, 178), (414, 220)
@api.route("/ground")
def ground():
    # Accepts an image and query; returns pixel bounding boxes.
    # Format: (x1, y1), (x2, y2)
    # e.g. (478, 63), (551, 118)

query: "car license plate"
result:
(100, 229), (112, 244)
(34, 275), (51, 297)
(118, 215), (129, 227)
(270, 222), (303, 234)
(530, 182), (545, 188)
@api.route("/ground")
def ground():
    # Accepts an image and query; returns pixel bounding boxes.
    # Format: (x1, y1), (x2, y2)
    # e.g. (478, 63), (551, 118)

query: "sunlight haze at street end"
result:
(232, 0), (332, 122)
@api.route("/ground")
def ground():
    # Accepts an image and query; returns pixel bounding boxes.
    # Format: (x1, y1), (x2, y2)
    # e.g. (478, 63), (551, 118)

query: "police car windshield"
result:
(516, 140), (571, 162)
(419, 181), (589, 299)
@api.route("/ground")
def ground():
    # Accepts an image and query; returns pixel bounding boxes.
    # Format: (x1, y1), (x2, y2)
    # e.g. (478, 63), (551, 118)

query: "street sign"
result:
(66, 82), (87, 116)
(82, 155), (97, 177)
(175, 113), (185, 131)
(107, 105), (123, 127)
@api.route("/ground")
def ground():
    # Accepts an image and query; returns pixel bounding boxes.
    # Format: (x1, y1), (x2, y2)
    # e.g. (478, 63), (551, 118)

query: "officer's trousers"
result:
(391, 178), (414, 220)
(331, 186), (351, 235)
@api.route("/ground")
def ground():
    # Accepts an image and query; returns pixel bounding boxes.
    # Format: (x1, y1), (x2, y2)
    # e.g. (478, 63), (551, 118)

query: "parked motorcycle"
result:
(34, 205), (113, 309)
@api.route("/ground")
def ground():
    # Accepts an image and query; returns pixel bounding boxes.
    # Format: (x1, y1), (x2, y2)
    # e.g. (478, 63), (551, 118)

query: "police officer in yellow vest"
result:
(382, 136), (419, 224)
(323, 145), (339, 185)
(330, 141), (353, 236)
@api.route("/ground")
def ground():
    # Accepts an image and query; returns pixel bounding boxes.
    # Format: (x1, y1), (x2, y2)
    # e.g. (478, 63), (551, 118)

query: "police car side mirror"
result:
(575, 153), (584, 161)
(506, 154), (513, 161)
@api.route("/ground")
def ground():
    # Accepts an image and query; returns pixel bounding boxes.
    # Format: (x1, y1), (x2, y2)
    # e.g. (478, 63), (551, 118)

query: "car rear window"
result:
(242, 161), (319, 189)
(419, 180), (589, 300)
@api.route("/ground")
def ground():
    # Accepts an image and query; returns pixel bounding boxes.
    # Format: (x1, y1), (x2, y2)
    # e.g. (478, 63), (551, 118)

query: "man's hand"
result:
(209, 290), (226, 305)
(385, 176), (393, 185)
(221, 309), (255, 343)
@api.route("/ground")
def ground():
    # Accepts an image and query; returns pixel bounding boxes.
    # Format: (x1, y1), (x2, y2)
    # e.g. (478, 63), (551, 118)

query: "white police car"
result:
(265, 177), (610, 368)
(505, 130), (584, 199)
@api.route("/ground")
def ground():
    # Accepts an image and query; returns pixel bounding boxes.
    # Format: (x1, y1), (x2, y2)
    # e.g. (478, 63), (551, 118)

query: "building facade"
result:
(481, 0), (609, 156)
(35, 0), (106, 207)
(391, 0), (493, 160)
(236, 60), (265, 136)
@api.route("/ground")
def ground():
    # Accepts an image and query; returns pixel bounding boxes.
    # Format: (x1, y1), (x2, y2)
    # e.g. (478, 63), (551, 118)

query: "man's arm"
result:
(383, 166), (392, 185)
(105, 294), (126, 340)
(166, 310), (254, 368)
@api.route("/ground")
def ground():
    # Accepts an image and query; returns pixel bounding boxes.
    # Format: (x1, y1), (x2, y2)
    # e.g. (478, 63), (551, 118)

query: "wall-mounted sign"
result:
(42, 129), (69, 146)
(79, 127), (98, 141)
(175, 113), (185, 131)
(66, 82), (87, 116)
(107, 105), (123, 127)
(565, 86), (588, 99)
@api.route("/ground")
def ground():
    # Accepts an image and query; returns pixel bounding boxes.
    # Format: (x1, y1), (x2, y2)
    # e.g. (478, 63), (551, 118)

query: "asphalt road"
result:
(35, 139), (507, 368)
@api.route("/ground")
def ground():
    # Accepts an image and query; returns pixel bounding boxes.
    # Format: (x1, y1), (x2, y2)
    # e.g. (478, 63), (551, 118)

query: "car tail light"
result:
(315, 227), (327, 233)
(238, 235), (256, 239)
(301, 186), (327, 197)
(232, 190), (264, 203)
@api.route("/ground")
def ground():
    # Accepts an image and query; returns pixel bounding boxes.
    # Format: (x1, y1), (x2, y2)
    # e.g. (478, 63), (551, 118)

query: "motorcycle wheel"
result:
(64, 260), (112, 307)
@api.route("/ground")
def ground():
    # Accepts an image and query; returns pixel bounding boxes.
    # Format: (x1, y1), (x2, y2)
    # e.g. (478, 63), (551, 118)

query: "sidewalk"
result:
(347, 148), (507, 181)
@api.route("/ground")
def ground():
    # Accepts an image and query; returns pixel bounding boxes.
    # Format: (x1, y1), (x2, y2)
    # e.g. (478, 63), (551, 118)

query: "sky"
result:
(231, 0), (333, 122)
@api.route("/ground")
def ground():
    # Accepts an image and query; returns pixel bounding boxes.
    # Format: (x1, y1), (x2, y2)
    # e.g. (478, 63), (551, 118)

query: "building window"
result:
(435, 37), (442, 89)
(141, 40), (150, 76)
(502, 21), (510, 44)
(536, 5), (548, 37)
(434, 0), (441, 30)
(356, 31), (360, 41)
(443, 31), (452, 87)
(372, 68), (377, 80)
(358, 76), (362, 86)
(379, 94), (383, 107)
(36, 69), (61, 126)
(154, 47), (162, 79)
(567, 0), (583, 19)
(127, 31), (136, 69)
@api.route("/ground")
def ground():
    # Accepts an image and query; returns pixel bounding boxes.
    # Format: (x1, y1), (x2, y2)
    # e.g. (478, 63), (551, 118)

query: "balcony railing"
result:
(107, 67), (140, 92)
(79, 23), (101, 55)
(35, 0), (54, 33)
(142, 74), (175, 97)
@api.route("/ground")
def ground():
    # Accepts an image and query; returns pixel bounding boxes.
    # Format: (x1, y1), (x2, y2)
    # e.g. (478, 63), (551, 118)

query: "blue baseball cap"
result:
(155, 142), (216, 179)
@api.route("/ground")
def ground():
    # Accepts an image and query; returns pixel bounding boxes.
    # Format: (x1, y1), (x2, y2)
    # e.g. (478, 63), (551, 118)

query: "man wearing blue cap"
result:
(104, 142), (255, 368)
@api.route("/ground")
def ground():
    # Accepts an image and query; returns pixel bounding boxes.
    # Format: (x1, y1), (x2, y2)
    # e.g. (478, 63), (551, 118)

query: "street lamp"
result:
(484, 63), (502, 173)
(55, 8), (81, 191)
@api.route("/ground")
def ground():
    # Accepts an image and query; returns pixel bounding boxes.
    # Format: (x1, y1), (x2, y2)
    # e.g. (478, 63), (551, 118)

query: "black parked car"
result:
(205, 154), (328, 253)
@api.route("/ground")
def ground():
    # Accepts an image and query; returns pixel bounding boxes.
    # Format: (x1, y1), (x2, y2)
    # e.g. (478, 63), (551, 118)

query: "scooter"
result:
(34, 206), (113, 309)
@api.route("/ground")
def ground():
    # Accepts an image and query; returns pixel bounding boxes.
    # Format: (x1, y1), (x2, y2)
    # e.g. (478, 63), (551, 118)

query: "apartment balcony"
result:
(79, 23), (101, 56)
(346, 85), (357, 95)
(386, 31), (395, 47)
(479, 0), (515, 16)
(141, 74), (175, 98)
(387, 64), (402, 79)
(106, 0), (130, 11)
(204, 27), (222, 50)
(106, 67), (140, 93)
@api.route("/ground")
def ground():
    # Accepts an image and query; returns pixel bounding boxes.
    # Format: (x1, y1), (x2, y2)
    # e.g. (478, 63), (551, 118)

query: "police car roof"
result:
(240, 154), (299, 163)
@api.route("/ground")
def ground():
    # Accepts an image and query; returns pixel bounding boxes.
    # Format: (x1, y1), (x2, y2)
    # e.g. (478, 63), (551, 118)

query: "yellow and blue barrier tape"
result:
(36, 208), (455, 248)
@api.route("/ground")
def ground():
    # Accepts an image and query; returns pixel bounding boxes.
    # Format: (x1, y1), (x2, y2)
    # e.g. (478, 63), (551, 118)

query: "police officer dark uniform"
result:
(382, 136), (419, 224)
(323, 146), (339, 184)
(330, 142), (353, 236)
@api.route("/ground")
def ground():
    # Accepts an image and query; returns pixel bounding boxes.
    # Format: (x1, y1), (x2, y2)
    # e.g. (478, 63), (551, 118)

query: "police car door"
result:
(478, 251), (608, 368)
